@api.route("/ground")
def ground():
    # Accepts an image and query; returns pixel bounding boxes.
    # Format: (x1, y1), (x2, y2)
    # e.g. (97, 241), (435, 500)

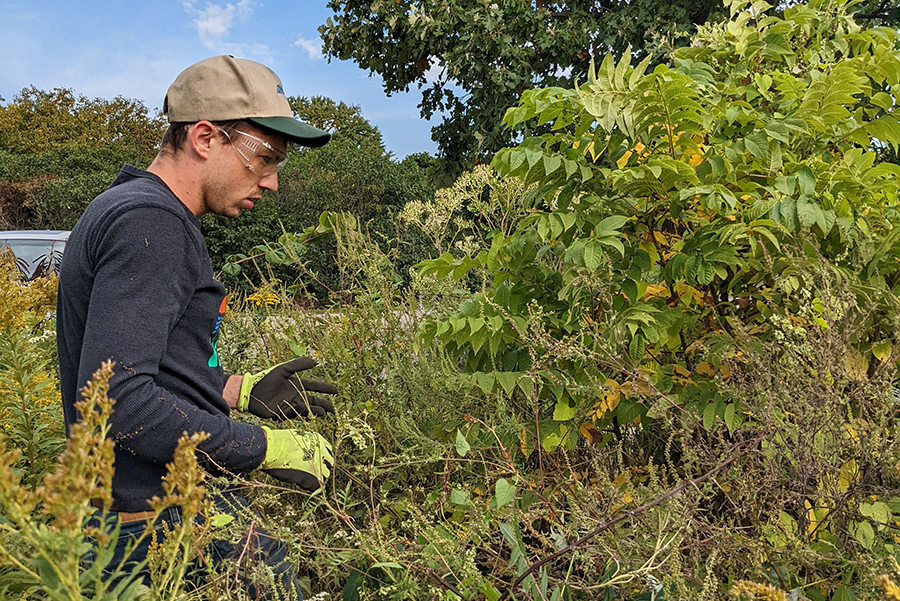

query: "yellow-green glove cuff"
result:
(237, 365), (277, 412)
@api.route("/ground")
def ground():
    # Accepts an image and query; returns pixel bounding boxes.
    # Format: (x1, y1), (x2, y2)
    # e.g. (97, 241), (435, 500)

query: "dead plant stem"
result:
(496, 444), (751, 601)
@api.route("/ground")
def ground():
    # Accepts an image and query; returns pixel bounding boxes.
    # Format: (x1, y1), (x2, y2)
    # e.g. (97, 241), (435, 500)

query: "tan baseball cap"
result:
(164, 55), (330, 147)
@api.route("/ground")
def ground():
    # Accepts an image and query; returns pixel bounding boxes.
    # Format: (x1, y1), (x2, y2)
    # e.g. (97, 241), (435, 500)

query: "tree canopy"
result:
(320, 0), (900, 175)
(319, 0), (728, 174)
(0, 86), (164, 159)
(288, 95), (385, 151)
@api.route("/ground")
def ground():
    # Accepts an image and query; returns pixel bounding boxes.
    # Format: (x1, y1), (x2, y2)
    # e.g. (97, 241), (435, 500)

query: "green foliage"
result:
(0, 87), (164, 230)
(288, 95), (385, 151)
(408, 0), (900, 596)
(0, 86), (165, 158)
(422, 0), (900, 438)
(0, 145), (150, 230)
(320, 0), (728, 173)
(207, 133), (436, 302)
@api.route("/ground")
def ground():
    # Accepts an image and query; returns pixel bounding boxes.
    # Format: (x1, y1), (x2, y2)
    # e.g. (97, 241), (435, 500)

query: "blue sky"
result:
(0, 1), (440, 159)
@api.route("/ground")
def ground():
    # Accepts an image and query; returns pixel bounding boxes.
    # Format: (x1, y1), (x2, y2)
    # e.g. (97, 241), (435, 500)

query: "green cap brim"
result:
(248, 116), (331, 147)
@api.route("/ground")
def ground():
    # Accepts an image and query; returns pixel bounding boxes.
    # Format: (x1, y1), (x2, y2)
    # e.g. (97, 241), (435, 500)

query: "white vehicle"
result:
(0, 230), (70, 279)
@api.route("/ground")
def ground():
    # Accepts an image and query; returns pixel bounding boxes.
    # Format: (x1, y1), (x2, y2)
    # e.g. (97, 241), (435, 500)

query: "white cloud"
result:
(292, 36), (322, 61)
(184, 0), (252, 49)
(423, 58), (444, 84)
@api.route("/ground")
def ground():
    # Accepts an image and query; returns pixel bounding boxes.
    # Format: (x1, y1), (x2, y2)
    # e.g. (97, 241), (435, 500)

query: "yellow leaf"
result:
(643, 284), (670, 300)
(579, 423), (604, 444)
(674, 365), (692, 377)
(613, 472), (629, 488)
(805, 499), (818, 540)
(617, 150), (633, 169)
(839, 460), (859, 493)
(688, 145), (705, 166)
(844, 348), (868, 380)
(873, 340), (892, 362)
(695, 362), (716, 377)
(844, 423), (861, 445)
(519, 428), (532, 459)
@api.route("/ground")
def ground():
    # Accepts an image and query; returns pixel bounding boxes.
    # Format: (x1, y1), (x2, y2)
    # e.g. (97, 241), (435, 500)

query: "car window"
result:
(0, 238), (66, 279)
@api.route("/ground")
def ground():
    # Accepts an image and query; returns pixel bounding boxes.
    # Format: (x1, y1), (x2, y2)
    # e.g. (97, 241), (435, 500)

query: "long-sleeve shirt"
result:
(57, 165), (266, 512)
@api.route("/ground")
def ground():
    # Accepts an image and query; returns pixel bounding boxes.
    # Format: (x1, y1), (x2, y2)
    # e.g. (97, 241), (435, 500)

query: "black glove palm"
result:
(238, 357), (337, 420)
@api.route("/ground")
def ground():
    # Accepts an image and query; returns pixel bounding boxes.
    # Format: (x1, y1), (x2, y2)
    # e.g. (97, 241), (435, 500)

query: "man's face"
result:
(200, 124), (288, 218)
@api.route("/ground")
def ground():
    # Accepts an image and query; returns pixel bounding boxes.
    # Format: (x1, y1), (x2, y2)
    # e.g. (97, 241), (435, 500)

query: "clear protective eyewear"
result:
(215, 127), (288, 175)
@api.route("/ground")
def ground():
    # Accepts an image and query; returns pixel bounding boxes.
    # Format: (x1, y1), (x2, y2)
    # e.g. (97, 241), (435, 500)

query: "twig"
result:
(424, 567), (474, 601)
(496, 446), (749, 601)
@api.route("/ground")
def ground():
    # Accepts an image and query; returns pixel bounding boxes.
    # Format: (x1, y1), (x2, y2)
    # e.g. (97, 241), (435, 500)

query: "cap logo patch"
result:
(276, 84), (285, 96)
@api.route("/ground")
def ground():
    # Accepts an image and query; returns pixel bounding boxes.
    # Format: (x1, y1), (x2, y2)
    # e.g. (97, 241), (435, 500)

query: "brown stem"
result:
(496, 446), (750, 601)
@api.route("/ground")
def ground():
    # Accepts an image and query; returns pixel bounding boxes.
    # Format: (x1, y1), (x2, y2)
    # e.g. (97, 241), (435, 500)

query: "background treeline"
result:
(0, 88), (437, 301)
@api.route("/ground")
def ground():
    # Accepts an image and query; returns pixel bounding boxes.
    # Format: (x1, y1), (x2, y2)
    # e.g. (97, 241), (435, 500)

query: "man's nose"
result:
(259, 171), (278, 192)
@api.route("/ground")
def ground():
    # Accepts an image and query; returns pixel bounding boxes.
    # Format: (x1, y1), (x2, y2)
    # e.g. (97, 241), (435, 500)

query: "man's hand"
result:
(238, 357), (337, 420)
(260, 426), (333, 491)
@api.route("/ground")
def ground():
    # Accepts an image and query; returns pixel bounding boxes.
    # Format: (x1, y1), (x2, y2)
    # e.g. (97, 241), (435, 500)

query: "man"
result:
(57, 55), (337, 599)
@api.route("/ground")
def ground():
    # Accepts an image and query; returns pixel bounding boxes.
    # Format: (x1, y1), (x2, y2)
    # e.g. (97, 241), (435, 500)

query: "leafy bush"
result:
(206, 136), (436, 302)
(0, 87), (163, 230)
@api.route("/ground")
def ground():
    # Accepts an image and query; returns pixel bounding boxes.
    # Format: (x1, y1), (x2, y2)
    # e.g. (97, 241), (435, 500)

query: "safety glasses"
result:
(215, 127), (288, 175)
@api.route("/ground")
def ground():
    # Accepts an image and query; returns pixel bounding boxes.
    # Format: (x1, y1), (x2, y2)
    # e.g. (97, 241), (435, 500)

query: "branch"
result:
(496, 446), (750, 601)
(856, 0), (896, 19)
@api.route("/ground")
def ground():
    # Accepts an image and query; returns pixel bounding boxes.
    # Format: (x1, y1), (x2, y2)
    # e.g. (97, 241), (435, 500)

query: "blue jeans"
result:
(84, 488), (303, 600)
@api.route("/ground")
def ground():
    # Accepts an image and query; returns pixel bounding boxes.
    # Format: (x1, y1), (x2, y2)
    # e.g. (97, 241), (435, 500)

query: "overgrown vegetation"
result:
(3, 0), (900, 599)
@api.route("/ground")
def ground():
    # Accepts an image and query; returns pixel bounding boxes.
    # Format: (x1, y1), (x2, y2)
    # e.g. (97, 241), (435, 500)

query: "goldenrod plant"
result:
(0, 249), (63, 487)
(0, 361), (214, 600)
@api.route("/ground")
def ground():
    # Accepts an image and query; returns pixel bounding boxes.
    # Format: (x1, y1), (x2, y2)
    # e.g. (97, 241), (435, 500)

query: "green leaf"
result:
(541, 432), (562, 453)
(853, 521), (875, 550)
(495, 478), (516, 508)
(553, 399), (576, 421)
(744, 131), (769, 159)
(832, 585), (857, 601)
(455, 429), (471, 457)
(703, 402), (717, 430)
(495, 371), (519, 394)
(622, 279), (638, 302)
(796, 166), (816, 197)
(222, 262), (241, 276)
(482, 581), (502, 601)
(583, 241), (607, 270)
(595, 214), (630, 234)
(724, 403), (736, 434)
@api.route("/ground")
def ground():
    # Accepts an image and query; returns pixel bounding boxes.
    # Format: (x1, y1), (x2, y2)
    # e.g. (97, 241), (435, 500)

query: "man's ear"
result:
(188, 121), (218, 160)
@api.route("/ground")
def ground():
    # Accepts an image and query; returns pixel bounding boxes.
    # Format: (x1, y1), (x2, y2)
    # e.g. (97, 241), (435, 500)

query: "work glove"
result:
(260, 426), (333, 491)
(238, 357), (337, 420)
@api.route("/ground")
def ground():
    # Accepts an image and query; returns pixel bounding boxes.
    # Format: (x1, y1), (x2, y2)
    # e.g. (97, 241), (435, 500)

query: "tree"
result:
(320, 0), (727, 174)
(423, 0), (900, 427)
(0, 87), (166, 230)
(288, 95), (385, 151)
(419, 1), (900, 592)
(854, 0), (900, 23)
(0, 86), (165, 159)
